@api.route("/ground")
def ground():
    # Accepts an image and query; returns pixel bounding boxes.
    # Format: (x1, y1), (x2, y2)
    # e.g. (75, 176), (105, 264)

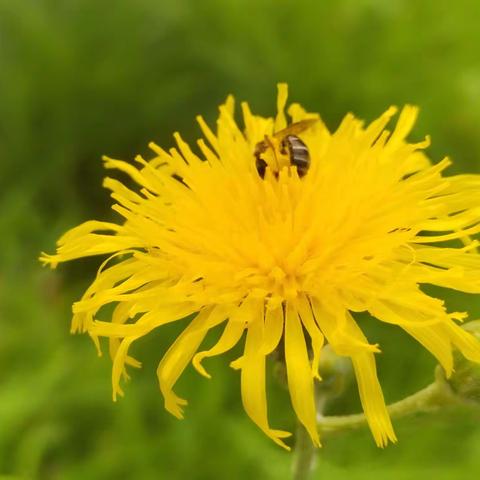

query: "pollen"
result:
(41, 84), (480, 450)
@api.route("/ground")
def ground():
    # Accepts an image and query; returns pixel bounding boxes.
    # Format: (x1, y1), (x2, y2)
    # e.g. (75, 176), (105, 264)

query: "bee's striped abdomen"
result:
(282, 135), (310, 177)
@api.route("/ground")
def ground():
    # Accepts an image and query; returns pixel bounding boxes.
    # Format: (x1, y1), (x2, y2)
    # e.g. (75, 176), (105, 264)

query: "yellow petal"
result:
(387, 104), (418, 149)
(261, 305), (284, 355)
(241, 306), (291, 449)
(311, 298), (395, 447)
(241, 101), (273, 146)
(40, 221), (136, 266)
(401, 323), (454, 376)
(90, 303), (196, 338)
(111, 335), (140, 401)
(156, 306), (227, 419)
(193, 318), (245, 378)
(297, 296), (324, 380)
(108, 301), (133, 362)
(108, 304), (198, 399)
(285, 302), (320, 446)
(102, 156), (155, 191)
(444, 321), (480, 363)
(351, 352), (397, 447)
(196, 115), (219, 153)
(362, 106), (397, 147)
(274, 83), (288, 132)
(314, 300), (379, 356)
(368, 294), (456, 375)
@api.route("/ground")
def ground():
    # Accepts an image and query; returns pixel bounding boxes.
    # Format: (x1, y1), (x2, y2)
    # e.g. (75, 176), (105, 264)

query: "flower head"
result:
(41, 84), (480, 449)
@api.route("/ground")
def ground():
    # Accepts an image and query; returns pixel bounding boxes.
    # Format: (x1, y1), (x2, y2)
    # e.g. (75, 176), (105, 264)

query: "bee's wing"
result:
(273, 118), (318, 138)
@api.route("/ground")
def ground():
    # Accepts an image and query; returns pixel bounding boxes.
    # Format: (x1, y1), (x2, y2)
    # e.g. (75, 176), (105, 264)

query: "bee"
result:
(254, 119), (317, 179)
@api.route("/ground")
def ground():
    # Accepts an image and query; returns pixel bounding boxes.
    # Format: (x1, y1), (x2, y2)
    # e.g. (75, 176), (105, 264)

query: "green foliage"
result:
(1, 0), (480, 478)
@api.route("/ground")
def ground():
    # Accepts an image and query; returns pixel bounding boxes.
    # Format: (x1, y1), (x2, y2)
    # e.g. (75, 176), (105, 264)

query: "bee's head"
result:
(254, 135), (291, 179)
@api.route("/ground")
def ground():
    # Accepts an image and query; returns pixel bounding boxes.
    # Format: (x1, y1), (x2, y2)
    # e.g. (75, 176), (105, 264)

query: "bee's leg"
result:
(256, 158), (267, 179)
(264, 135), (279, 170)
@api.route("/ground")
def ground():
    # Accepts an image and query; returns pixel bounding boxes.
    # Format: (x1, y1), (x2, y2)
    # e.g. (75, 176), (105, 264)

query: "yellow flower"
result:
(41, 84), (480, 450)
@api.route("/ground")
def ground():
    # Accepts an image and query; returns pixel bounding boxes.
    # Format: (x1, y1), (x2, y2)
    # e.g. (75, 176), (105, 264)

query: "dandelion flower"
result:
(41, 84), (480, 450)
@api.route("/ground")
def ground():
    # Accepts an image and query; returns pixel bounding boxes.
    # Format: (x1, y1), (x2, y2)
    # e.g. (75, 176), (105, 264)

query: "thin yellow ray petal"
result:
(261, 305), (284, 355)
(310, 298), (395, 446)
(351, 352), (397, 447)
(174, 132), (204, 168)
(285, 302), (320, 446)
(45, 234), (140, 264)
(196, 115), (219, 153)
(108, 301), (133, 362)
(108, 304), (200, 399)
(241, 101), (273, 145)
(40, 222), (127, 267)
(196, 138), (221, 168)
(313, 300), (379, 356)
(287, 103), (321, 124)
(387, 104), (419, 148)
(368, 298), (447, 328)
(368, 294), (455, 375)
(57, 220), (123, 245)
(73, 264), (161, 314)
(402, 151), (431, 175)
(111, 335), (140, 401)
(157, 306), (227, 419)
(103, 177), (143, 205)
(297, 296), (325, 380)
(414, 222), (480, 243)
(102, 156), (155, 191)
(73, 256), (138, 308)
(193, 318), (245, 378)
(400, 323), (453, 376)
(224, 94), (235, 116)
(362, 106), (397, 146)
(241, 308), (291, 450)
(90, 303), (196, 338)
(444, 321), (480, 363)
(229, 356), (243, 370)
(274, 83), (288, 132)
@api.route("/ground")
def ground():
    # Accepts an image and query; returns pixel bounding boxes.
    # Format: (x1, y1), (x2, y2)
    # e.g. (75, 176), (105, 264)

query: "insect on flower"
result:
(254, 119), (317, 179)
(41, 84), (480, 451)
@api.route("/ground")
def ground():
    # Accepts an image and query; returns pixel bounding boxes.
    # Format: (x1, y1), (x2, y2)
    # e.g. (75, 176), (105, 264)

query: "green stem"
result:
(292, 423), (317, 480)
(318, 374), (459, 433)
(292, 393), (327, 480)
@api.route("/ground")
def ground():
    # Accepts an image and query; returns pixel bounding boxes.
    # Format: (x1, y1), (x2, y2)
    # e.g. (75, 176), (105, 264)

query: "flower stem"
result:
(291, 366), (462, 478)
(318, 372), (459, 433)
(292, 392), (327, 480)
(292, 423), (317, 480)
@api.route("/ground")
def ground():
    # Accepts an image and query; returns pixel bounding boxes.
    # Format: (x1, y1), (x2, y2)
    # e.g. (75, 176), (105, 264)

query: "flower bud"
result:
(317, 345), (353, 399)
(443, 321), (480, 404)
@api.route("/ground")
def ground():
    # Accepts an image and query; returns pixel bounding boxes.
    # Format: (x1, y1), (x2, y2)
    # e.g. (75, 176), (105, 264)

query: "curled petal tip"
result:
(192, 354), (212, 379)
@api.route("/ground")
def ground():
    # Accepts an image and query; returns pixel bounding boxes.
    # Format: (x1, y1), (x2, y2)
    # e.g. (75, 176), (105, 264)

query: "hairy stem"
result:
(318, 374), (459, 433)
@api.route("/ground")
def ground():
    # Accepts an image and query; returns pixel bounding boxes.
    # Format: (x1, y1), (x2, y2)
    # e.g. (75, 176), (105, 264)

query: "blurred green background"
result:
(2, 0), (480, 478)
